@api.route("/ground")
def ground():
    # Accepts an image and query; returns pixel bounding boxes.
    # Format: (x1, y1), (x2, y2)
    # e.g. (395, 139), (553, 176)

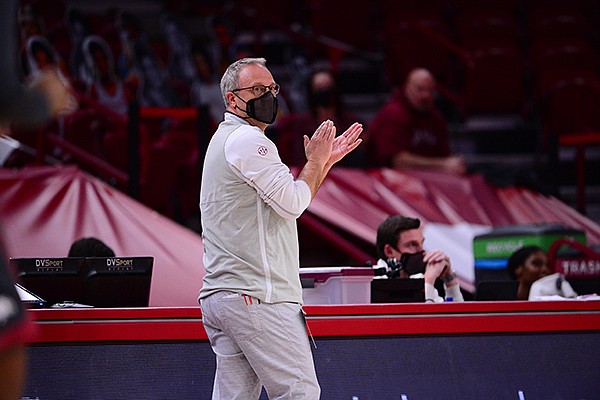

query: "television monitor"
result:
(371, 278), (426, 303)
(83, 257), (153, 308)
(9, 257), (86, 306)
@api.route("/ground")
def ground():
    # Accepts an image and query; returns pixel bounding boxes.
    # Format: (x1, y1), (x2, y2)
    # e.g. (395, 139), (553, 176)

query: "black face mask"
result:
(235, 91), (279, 124)
(311, 89), (336, 108)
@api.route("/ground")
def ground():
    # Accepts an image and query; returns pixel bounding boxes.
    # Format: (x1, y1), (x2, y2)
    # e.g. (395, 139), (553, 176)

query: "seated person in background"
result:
(375, 215), (463, 302)
(68, 237), (115, 257)
(366, 68), (466, 174)
(270, 67), (365, 167)
(507, 245), (577, 300)
(506, 245), (550, 300)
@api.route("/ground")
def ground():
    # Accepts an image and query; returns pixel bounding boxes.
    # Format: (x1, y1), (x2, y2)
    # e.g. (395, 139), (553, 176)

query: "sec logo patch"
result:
(257, 146), (268, 156)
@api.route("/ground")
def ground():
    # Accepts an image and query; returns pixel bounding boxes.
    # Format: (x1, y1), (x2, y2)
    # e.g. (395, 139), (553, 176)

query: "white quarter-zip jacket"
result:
(199, 113), (312, 304)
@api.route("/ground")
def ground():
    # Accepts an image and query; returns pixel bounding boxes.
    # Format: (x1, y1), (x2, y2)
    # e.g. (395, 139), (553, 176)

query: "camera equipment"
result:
(384, 257), (402, 278)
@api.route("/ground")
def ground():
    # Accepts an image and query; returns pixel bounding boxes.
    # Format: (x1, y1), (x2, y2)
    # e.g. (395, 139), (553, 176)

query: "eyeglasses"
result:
(233, 83), (280, 97)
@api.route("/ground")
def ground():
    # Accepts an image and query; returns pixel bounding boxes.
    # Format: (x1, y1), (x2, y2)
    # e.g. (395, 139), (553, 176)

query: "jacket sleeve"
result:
(443, 283), (464, 302)
(225, 127), (312, 220)
(424, 282), (444, 303)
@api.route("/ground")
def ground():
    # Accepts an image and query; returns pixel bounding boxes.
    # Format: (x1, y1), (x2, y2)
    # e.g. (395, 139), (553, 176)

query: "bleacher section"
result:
(5, 0), (600, 226)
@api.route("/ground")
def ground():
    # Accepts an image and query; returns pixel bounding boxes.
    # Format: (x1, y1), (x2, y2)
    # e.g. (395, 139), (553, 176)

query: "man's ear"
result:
(383, 244), (397, 259)
(225, 91), (236, 108)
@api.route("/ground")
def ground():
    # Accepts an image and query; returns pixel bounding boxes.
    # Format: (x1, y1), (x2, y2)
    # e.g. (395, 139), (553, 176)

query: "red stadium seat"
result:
(541, 77), (600, 139)
(47, 25), (72, 61)
(62, 109), (107, 157)
(455, 9), (521, 51)
(160, 130), (201, 221)
(531, 39), (598, 73)
(138, 141), (180, 217)
(30, 0), (66, 34)
(540, 76), (600, 213)
(101, 128), (128, 173)
(306, 0), (378, 54)
(383, 11), (455, 87)
(530, 39), (599, 94)
(464, 44), (525, 114)
(528, 4), (593, 43)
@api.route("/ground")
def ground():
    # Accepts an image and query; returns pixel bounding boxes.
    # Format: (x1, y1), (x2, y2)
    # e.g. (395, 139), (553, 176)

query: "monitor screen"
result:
(15, 282), (47, 308)
(10, 256), (154, 308)
(83, 257), (153, 308)
(371, 278), (426, 303)
(10, 257), (86, 306)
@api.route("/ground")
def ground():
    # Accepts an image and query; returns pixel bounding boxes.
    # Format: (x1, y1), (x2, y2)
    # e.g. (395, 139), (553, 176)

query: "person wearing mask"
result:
(375, 215), (464, 303)
(367, 68), (466, 174)
(198, 57), (362, 399)
(270, 67), (365, 167)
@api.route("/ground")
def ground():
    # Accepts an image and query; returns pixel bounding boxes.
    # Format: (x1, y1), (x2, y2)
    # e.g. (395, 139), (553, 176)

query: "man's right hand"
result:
(303, 120), (335, 166)
(423, 250), (451, 285)
(298, 120), (337, 199)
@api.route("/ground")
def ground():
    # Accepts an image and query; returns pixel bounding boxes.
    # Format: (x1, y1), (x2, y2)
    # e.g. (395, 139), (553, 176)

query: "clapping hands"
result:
(328, 122), (362, 166)
(304, 120), (362, 167)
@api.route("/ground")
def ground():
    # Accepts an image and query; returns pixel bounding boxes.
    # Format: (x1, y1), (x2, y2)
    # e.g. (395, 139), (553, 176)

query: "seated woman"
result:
(507, 245), (551, 300)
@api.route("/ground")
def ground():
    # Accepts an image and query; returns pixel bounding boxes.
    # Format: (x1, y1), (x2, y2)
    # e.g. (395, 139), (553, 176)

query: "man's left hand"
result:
(326, 122), (363, 166)
(423, 250), (451, 285)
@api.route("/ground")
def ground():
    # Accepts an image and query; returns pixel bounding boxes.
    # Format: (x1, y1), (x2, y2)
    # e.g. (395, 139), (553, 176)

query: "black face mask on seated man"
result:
(234, 91), (279, 124)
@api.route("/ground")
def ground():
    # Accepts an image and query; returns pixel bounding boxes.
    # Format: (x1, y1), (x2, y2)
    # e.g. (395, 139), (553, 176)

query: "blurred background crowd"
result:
(3, 0), (600, 231)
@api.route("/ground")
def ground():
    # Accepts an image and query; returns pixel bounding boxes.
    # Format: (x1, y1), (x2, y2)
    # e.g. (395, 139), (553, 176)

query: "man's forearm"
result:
(297, 120), (362, 198)
(297, 159), (329, 199)
(393, 151), (444, 170)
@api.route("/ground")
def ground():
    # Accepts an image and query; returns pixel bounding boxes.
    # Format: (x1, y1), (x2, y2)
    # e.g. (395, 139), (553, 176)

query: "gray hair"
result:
(220, 57), (267, 107)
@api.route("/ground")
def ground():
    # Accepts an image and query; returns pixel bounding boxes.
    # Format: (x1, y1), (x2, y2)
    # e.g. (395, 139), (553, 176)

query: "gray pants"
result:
(200, 291), (321, 399)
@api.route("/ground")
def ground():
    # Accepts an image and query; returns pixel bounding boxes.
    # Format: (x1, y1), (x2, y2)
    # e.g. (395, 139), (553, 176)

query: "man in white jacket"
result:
(375, 215), (464, 303)
(198, 57), (362, 399)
